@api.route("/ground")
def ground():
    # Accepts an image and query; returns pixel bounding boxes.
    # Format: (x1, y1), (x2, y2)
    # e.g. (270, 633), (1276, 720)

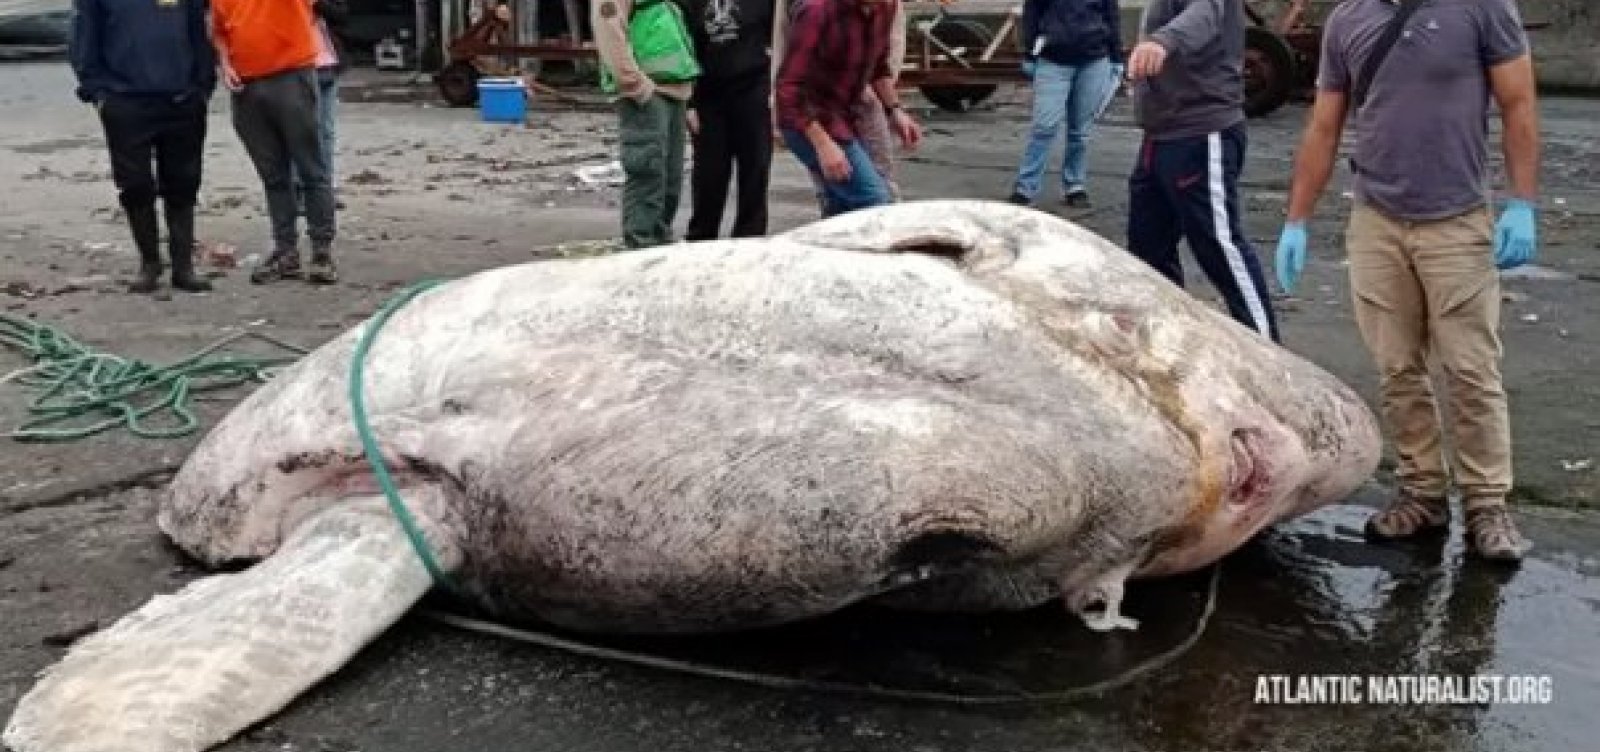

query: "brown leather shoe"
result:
(306, 252), (338, 285)
(1464, 501), (1531, 563)
(1365, 489), (1450, 540)
(250, 249), (303, 284)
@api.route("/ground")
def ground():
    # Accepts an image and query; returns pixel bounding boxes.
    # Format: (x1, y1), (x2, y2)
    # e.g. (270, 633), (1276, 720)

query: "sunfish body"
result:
(4, 201), (1381, 752)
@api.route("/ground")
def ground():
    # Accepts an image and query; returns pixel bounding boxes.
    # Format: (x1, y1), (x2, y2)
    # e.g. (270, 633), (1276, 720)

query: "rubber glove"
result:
(1494, 198), (1537, 270)
(1022, 59), (1037, 79)
(1276, 221), (1307, 295)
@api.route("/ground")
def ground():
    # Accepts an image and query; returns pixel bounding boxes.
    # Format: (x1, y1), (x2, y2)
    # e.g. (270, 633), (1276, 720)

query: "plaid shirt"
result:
(774, 0), (898, 142)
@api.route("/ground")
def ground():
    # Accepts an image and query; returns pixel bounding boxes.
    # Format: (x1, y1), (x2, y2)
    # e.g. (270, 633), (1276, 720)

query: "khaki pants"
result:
(1347, 202), (1512, 501)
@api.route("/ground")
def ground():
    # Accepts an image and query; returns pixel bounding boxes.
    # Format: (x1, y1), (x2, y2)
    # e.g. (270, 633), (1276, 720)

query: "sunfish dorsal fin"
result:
(3, 494), (460, 752)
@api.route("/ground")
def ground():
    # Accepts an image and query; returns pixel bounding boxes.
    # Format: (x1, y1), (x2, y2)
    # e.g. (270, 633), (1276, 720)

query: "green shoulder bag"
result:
(600, 0), (702, 95)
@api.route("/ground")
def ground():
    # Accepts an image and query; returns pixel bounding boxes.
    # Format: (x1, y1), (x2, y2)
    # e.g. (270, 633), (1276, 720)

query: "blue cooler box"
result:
(478, 77), (527, 124)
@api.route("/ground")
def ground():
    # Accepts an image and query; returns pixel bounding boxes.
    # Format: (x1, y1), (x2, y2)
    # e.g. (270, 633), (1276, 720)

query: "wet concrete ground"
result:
(2, 62), (1599, 750)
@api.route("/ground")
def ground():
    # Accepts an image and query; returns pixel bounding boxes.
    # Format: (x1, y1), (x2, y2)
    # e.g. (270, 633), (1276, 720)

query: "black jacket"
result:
(67, 0), (216, 103)
(686, 0), (779, 103)
(1021, 0), (1123, 66)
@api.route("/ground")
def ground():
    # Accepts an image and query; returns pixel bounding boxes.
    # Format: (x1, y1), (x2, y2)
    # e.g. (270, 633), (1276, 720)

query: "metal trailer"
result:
(437, 0), (1558, 118)
(433, 0), (1037, 110)
(1240, 0), (1552, 119)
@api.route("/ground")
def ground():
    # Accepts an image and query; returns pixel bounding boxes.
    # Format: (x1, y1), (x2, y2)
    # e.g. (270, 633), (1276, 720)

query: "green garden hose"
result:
(0, 312), (308, 442)
(345, 278), (465, 595)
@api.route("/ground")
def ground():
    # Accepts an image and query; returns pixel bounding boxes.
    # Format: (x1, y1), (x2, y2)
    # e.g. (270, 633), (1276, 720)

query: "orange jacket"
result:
(212, 0), (318, 81)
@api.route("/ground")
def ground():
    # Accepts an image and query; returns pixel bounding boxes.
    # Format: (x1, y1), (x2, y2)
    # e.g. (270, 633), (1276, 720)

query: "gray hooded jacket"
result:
(1131, 0), (1247, 140)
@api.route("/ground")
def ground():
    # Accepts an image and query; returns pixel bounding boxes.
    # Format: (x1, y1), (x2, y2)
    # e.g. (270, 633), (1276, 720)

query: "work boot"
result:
(165, 202), (211, 293)
(126, 204), (163, 293)
(1464, 498), (1531, 563)
(306, 246), (338, 285)
(1364, 488), (1450, 540)
(250, 246), (303, 284)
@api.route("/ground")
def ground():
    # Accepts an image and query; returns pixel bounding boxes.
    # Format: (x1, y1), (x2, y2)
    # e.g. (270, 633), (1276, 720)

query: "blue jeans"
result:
(781, 128), (892, 218)
(1011, 56), (1114, 200)
(292, 69), (338, 195)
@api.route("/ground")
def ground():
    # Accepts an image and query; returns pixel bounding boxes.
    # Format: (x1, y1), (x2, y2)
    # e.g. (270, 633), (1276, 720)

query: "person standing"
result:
(796, 0), (907, 213)
(774, 0), (922, 219)
(1123, 0), (1278, 342)
(292, 0), (349, 215)
(594, 0), (701, 249)
(682, 0), (787, 240)
(1007, 0), (1123, 209)
(1274, 0), (1540, 562)
(212, 0), (340, 285)
(67, 0), (216, 294)
(845, 0), (907, 203)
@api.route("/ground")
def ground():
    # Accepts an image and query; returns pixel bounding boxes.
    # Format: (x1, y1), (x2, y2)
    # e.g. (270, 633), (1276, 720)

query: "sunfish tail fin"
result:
(2, 494), (460, 752)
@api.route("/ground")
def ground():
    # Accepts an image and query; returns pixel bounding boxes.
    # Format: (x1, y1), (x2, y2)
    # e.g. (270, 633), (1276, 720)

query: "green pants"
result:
(617, 94), (687, 249)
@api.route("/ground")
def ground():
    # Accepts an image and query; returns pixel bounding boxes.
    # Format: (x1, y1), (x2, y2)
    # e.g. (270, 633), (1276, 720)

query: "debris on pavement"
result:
(2, 281), (41, 299)
(195, 241), (238, 269)
(348, 169), (390, 186)
(573, 161), (625, 187)
(1501, 265), (1576, 281)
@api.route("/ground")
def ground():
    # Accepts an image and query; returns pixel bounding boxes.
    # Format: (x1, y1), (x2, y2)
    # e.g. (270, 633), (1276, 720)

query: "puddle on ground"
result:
(427, 495), (1600, 750)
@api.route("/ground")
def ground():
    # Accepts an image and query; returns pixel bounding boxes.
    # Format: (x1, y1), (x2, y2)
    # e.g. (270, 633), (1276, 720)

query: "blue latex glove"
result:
(1494, 198), (1537, 269)
(1276, 221), (1307, 295)
(1022, 59), (1037, 79)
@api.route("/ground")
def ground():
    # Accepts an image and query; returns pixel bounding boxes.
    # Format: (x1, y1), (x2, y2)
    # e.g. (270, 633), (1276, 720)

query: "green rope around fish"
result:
(345, 277), (465, 595)
(0, 312), (307, 441)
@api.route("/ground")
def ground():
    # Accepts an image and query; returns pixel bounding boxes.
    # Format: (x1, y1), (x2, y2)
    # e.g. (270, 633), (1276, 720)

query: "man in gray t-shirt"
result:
(1274, 0), (1540, 563)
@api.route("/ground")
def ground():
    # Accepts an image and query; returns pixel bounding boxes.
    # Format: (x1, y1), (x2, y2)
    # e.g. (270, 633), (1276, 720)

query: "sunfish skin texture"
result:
(158, 200), (1383, 634)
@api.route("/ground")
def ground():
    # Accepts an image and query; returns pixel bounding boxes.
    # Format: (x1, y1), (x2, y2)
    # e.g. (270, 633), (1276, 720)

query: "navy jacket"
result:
(1022, 0), (1123, 66)
(68, 0), (216, 104)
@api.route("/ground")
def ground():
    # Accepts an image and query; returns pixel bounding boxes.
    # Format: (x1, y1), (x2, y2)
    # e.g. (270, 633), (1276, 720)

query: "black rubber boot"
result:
(126, 204), (163, 293)
(165, 202), (211, 293)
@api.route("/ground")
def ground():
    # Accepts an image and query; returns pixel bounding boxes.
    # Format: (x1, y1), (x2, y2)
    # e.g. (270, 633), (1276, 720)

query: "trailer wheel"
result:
(918, 19), (998, 114)
(437, 61), (481, 108)
(1243, 26), (1295, 118)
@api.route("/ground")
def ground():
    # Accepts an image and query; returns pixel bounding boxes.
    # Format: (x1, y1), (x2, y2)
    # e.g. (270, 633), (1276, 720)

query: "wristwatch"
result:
(883, 102), (904, 116)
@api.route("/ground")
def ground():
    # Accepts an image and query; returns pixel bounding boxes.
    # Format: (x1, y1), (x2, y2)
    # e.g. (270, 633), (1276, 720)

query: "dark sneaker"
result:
(171, 271), (212, 293)
(1464, 501), (1531, 563)
(1364, 489), (1450, 540)
(1006, 192), (1031, 206)
(1063, 189), (1092, 209)
(306, 253), (338, 285)
(128, 264), (161, 294)
(250, 250), (303, 284)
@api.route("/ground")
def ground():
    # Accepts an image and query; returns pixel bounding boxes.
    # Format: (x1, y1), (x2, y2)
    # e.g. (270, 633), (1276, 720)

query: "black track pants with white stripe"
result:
(1126, 121), (1280, 343)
